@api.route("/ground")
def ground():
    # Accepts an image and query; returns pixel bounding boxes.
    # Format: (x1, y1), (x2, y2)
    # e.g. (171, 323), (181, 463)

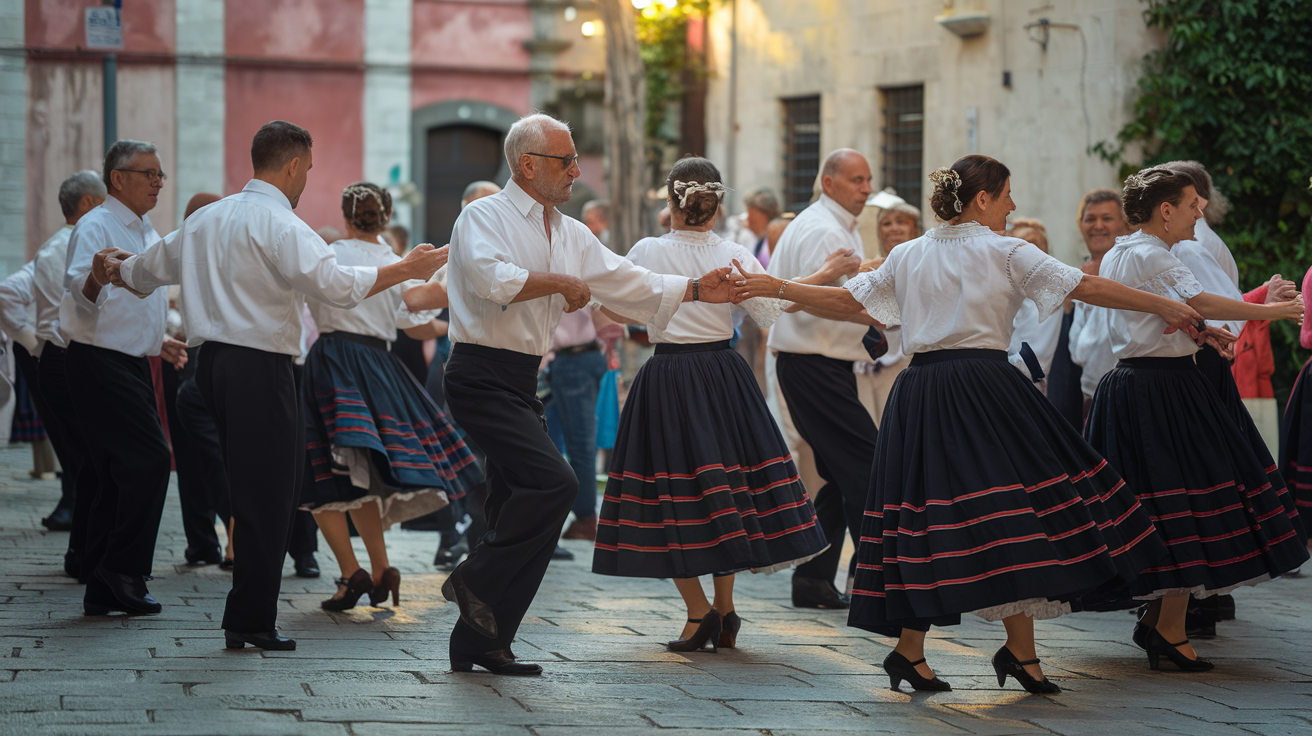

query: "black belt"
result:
(324, 332), (389, 352)
(556, 341), (600, 356)
(910, 348), (1007, 366)
(450, 341), (543, 368)
(1117, 355), (1196, 370)
(654, 340), (732, 355)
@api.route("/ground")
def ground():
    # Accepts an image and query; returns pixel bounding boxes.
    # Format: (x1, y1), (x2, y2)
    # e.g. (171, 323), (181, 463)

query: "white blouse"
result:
(843, 222), (1083, 355)
(625, 230), (784, 343)
(1069, 302), (1117, 399)
(1008, 299), (1063, 378)
(1100, 230), (1204, 359)
(308, 238), (433, 343)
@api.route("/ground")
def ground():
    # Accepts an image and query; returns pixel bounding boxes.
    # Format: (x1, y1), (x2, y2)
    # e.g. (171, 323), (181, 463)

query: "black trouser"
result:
(14, 343), (75, 510)
(775, 351), (877, 584)
(65, 342), (172, 603)
(38, 342), (90, 560)
(196, 342), (303, 634)
(167, 347), (225, 555)
(444, 343), (576, 654)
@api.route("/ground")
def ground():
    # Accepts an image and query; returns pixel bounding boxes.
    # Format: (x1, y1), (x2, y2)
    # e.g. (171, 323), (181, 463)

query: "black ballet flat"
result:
(321, 569), (372, 612)
(883, 651), (951, 692)
(1144, 628), (1214, 672)
(992, 646), (1061, 695)
(667, 610), (722, 653)
(718, 611), (742, 649)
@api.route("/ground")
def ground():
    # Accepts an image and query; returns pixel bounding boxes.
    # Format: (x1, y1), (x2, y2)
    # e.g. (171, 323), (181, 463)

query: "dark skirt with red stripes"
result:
(10, 365), (45, 443)
(1278, 358), (1312, 534)
(300, 334), (483, 526)
(591, 342), (828, 579)
(848, 350), (1165, 638)
(1086, 355), (1308, 600)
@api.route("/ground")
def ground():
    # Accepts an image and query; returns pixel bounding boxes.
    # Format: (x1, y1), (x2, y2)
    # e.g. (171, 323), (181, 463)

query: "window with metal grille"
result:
(781, 96), (821, 212)
(881, 85), (924, 208)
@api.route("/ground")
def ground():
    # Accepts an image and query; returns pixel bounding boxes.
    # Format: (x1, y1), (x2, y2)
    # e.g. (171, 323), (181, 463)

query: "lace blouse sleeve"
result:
(843, 264), (900, 327)
(1007, 242), (1084, 321)
(726, 245), (786, 326)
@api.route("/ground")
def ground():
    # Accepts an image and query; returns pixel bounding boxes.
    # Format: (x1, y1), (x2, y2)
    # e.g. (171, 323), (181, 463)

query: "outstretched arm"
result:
(1069, 275), (1204, 335)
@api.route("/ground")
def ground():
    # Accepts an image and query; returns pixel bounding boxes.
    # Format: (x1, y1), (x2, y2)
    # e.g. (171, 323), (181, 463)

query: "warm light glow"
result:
(581, 20), (598, 36)
(658, 0), (678, 7)
(564, 5), (577, 22)
(631, 0), (654, 8)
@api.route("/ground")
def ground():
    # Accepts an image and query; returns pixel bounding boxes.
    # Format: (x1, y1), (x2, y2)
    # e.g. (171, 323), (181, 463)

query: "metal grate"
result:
(781, 96), (822, 212)
(880, 85), (924, 208)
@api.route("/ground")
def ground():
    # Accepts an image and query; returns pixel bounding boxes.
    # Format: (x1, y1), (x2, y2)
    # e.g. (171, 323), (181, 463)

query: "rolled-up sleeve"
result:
(65, 222), (112, 309)
(120, 229), (181, 297)
(272, 224), (376, 309)
(452, 208), (529, 305)
(585, 238), (686, 330)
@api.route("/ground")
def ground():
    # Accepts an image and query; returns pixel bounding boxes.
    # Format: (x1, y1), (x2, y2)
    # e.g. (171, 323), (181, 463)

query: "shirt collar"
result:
(243, 179), (294, 211)
(102, 195), (147, 229)
(818, 194), (859, 232)
(503, 179), (561, 228)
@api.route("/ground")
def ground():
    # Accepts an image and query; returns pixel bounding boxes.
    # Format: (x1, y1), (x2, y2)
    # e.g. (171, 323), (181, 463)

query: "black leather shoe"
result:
(64, 549), (83, 579)
(93, 565), (162, 614)
(184, 546), (223, 566)
(441, 566), (498, 639)
(434, 538), (469, 570)
(792, 577), (850, 609)
(41, 506), (73, 531)
(292, 552), (321, 578)
(451, 648), (542, 676)
(551, 545), (575, 561)
(224, 630), (296, 651)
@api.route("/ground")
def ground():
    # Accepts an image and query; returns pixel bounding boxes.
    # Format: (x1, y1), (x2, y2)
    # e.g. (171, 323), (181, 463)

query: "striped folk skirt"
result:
(1086, 355), (1308, 600)
(592, 342), (828, 579)
(300, 333), (484, 528)
(848, 350), (1165, 637)
(1279, 358), (1312, 533)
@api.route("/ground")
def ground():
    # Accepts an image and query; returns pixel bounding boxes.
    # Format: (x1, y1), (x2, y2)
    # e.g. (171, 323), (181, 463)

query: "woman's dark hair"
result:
(1121, 167), (1195, 227)
(341, 182), (392, 234)
(928, 154), (1010, 221)
(665, 156), (724, 228)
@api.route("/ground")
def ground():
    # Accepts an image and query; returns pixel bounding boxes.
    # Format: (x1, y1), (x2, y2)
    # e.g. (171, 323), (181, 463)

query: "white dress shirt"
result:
(1069, 302), (1117, 399)
(60, 196), (167, 357)
(767, 194), (869, 362)
(447, 178), (687, 356)
(120, 179), (379, 357)
(1008, 299), (1063, 377)
(0, 260), (37, 353)
(626, 230), (783, 343)
(1100, 230), (1204, 360)
(32, 225), (73, 350)
(844, 222), (1084, 355)
(1193, 219), (1239, 289)
(308, 238), (432, 343)
(1171, 239), (1245, 337)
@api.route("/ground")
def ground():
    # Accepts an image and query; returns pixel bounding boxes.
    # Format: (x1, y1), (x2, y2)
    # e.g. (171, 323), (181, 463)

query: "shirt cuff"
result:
(69, 273), (110, 309)
(488, 262), (530, 305)
(352, 266), (379, 305)
(648, 275), (690, 332)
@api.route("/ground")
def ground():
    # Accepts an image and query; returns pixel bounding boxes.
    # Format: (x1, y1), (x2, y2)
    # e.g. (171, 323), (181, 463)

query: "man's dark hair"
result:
(251, 121), (313, 173)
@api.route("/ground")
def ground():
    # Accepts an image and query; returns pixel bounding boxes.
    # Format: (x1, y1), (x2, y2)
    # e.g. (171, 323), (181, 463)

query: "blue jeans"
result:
(545, 349), (608, 520)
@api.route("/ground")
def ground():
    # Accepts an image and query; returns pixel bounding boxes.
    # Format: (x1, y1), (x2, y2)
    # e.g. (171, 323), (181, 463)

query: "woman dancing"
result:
(734, 154), (1201, 694)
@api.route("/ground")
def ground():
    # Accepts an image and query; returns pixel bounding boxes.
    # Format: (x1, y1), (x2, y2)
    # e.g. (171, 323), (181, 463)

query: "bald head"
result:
(461, 180), (501, 208)
(184, 192), (221, 219)
(820, 149), (873, 217)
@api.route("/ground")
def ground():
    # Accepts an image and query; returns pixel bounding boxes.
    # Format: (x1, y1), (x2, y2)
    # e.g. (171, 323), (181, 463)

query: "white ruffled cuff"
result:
(843, 271), (900, 327)
(1019, 258), (1084, 320)
(738, 296), (786, 328)
(1140, 265), (1204, 303)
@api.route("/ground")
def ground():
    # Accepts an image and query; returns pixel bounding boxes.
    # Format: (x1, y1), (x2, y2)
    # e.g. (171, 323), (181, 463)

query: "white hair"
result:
(504, 113), (572, 178)
(59, 170), (106, 218)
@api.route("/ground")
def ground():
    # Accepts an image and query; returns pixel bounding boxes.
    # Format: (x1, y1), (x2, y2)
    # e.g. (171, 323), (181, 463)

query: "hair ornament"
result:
(929, 167), (964, 213)
(671, 180), (731, 208)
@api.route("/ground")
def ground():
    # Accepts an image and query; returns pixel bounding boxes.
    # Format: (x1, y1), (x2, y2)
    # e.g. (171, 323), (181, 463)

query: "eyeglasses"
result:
(526, 152), (580, 167)
(117, 168), (168, 182)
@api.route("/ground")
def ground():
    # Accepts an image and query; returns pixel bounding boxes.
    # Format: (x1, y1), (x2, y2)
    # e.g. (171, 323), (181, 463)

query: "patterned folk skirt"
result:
(848, 349), (1166, 637)
(1278, 358), (1312, 534)
(592, 341), (829, 579)
(300, 333), (484, 529)
(10, 365), (45, 443)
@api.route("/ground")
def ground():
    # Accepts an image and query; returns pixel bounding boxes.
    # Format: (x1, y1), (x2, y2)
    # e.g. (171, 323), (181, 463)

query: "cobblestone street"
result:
(2, 445), (1310, 735)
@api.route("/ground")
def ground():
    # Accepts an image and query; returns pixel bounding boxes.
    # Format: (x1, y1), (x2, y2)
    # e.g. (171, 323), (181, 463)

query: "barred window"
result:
(881, 85), (924, 208)
(781, 96), (821, 212)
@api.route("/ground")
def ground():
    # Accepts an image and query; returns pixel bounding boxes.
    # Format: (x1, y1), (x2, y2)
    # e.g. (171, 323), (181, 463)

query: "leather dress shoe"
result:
(441, 566), (498, 639)
(63, 549), (83, 579)
(224, 630), (296, 651)
(434, 538), (469, 570)
(184, 546), (223, 566)
(791, 577), (850, 610)
(561, 515), (598, 541)
(451, 648), (542, 676)
(41, 506), (73, 531)
(292, 551), (321, 578)
(94, 565), (162, 614)
(551, 545), (575, 561)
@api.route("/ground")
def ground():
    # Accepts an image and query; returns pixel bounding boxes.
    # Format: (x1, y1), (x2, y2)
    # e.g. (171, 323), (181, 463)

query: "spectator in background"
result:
(732, 188), (781, 268)
(1067, 188), (1131, 421)
(462, 181), (501, 209)
(855, 202), (922, 424)
(658, 206), (671, 232)
(384, 223), (409, 257)
(582, 199), (611, 248)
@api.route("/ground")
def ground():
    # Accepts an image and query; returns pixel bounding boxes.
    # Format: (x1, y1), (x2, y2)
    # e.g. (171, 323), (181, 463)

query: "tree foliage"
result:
(635, 1), (712, 180)
(1099, 0), (1312, 396)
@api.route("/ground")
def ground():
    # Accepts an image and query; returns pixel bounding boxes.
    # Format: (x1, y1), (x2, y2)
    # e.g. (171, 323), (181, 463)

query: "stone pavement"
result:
(2, 445), (1311, 736)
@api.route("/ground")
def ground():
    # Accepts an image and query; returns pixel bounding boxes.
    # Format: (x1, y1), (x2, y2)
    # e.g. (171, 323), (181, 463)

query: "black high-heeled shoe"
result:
(667, 610), (722, 653)
(369, 567), (401, 607)
(883, 651), (951, 692)
(1144, 628), (1214, 672)
(321, 569), (373, 612)
(718, 611), (741, 649)
(992, 646), (1061, 694)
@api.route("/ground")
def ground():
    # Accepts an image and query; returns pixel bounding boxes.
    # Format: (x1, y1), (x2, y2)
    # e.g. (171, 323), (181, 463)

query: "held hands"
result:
(92, 248), (134, 287)
(859, 257), (885, 273)
(159, 337), (188, 371)
(730, 259), (784, 301)
(1157, 300), (1206, 341)
(1264, 274), (1299, 304)
(558, 275), (592, 312)
(1274, 294), (1305, 325)
(1201, 325), (1238, 360)
(694, 267), (745, 304)
(401, 244), (447, 281)
(818, 248), (862, 282)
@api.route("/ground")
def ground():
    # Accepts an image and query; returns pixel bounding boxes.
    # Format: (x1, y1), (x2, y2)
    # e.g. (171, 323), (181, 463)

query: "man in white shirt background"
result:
(766, 148), (878, 610)
(0, 170), (104, 535)
(581, 199), (611, 248)
(61, 141), (188, 617)
(437, 113), (740, 676)
(107, 120), (445, 651)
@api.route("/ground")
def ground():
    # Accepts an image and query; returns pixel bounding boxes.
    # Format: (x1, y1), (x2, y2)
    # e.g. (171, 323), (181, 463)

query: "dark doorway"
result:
(425, 125), (503, 246)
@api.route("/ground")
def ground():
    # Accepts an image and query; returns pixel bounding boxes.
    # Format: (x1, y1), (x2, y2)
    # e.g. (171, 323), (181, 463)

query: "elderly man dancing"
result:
(429, 113), (741, 676)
